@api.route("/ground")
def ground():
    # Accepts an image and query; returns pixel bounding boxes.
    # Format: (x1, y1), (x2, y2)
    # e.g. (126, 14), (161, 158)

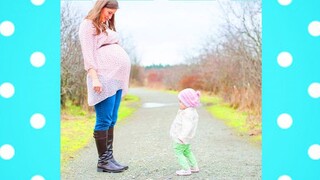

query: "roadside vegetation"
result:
(61, 95), (140, 170)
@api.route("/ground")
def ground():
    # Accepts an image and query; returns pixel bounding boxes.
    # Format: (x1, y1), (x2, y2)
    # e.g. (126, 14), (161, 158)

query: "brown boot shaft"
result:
(93, 130), (107, 157)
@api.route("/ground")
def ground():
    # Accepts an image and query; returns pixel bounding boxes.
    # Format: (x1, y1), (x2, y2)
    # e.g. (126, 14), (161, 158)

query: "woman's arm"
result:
(79, 20), (102, 93)
(79, 20), (98, 72)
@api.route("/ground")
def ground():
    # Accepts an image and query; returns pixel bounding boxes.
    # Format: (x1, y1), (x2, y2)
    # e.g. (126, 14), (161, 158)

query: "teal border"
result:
(0, 0), (60, 179)
(1, 0), (320, 179)
(263, 0), (320, 179)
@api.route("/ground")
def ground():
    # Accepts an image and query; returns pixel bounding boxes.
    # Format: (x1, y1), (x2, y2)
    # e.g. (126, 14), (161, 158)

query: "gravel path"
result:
(62, 88), (261, 180)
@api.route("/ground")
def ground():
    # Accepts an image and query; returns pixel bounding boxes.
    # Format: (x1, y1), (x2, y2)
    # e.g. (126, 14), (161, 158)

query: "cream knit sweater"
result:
(170, 108), (199, 144)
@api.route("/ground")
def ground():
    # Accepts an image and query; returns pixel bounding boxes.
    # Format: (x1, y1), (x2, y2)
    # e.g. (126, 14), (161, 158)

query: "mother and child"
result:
(78, 0), (201, 176)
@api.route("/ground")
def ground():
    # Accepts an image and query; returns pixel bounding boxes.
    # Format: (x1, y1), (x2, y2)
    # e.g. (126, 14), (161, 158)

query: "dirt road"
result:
(62, 88), (261, 180)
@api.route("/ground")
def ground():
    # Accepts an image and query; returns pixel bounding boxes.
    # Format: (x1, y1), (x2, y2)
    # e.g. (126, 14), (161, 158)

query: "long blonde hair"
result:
(86, 0), (119, 35)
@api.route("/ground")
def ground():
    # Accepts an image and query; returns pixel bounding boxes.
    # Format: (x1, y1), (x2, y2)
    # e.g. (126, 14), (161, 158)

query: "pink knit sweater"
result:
(79, 19), (131, 106)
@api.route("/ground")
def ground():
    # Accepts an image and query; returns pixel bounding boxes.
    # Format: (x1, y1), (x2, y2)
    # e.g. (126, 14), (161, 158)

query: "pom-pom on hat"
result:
(178, 88), (201, 108)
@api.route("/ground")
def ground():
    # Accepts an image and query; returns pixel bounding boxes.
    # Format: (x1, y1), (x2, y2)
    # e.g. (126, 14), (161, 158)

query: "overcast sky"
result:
(67, 0), (229, 66)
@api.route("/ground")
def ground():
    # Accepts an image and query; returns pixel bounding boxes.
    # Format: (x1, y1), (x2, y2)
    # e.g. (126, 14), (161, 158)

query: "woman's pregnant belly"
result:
(96, 44), (130, 69)
(96, 44), (131, 78)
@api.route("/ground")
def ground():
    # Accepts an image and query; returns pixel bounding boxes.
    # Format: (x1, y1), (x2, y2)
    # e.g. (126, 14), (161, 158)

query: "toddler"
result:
(170, 88), (200, 176)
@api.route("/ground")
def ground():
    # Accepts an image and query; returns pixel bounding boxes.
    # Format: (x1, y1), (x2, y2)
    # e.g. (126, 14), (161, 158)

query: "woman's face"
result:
(100, 8), (117, 23)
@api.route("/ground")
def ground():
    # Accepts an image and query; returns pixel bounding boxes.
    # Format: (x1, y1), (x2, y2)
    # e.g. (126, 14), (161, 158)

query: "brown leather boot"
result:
(107, 127), (129, 170)
(93, 130), (124, 173)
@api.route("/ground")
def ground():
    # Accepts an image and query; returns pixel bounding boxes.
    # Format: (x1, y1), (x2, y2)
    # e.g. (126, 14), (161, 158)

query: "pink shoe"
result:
(176, 169), (192, 176)
(190, 167), (200, 173)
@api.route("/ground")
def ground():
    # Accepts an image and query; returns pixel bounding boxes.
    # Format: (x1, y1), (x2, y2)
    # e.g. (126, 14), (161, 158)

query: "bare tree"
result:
(162, 1), (262, 111)
(217, 0), (261, 89)
(140, 1), (261, 135)
(61, 2), (87, 108)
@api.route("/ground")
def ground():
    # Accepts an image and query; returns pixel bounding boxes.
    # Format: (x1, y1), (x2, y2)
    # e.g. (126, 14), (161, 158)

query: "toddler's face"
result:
(179, 100), (187, 110)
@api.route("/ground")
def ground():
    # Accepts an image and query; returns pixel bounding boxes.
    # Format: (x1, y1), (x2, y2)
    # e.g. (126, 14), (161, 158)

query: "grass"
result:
(201, 93), (261, 143)
(61, 94), (140, 170)
(60, 113), (95, 170)
(201, 95), (248, 133)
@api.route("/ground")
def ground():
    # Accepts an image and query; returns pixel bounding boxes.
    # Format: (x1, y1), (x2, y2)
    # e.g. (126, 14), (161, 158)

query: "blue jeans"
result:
(94, 89), (122, 131)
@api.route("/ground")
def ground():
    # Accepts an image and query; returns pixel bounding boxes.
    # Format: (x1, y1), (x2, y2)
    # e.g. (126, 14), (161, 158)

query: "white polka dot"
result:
(30, 52), (46, 68)
(278, 0), (292, 6)
(308, 83), (320, 98)
(0, 21), (15, 37)
(308, 144), (320, 160)
(0, 144), (15, 160)
(278, 175), (292, 180)
(308, 21), (320, 37)
(31, 0), (45, 6)
(30, 113), (46, 129)
(277, 52), (293, 68)
(31, 175), (45, 180)
(0, 82), (15, 98)
(277, 113), (293, 129)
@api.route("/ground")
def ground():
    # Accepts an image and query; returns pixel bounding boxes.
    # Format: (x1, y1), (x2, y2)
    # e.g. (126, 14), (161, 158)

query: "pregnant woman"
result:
(78, 0), (131, 173)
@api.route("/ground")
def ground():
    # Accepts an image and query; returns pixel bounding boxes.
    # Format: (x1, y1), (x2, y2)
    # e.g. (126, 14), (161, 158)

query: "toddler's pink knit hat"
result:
(178, 88), (201, 108)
